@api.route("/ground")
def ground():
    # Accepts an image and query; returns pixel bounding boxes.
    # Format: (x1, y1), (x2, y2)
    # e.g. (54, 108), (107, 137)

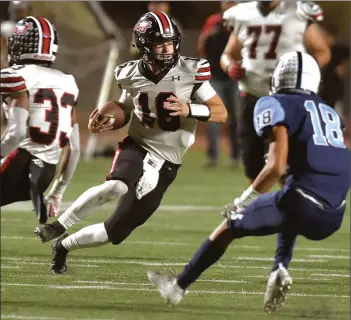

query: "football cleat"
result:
(147, 270), (185, 306)
(264, 263), (292, 313)
(34, 221), (66, 243)
(50, 234), (69, 274)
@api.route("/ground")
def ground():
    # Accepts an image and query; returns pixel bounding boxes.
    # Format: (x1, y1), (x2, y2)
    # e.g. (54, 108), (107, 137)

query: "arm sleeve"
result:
(191, 59), (217, 103)
(62, 123), (80, 183)
(0, 106), (28, 157)
(46, 123), (80, 199)
(223, 6), (242, 34)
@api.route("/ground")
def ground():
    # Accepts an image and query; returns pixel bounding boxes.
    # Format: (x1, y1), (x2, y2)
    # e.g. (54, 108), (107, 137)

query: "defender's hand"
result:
(165, 96), (190, 117)
(221, 197), (246, 219)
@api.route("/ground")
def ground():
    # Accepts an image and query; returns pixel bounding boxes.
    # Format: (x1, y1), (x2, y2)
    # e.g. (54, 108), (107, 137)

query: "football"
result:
(97, 101), (130, 130)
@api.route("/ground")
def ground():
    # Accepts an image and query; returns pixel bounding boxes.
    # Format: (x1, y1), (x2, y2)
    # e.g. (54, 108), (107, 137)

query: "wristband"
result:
(187, 103), (211, 122)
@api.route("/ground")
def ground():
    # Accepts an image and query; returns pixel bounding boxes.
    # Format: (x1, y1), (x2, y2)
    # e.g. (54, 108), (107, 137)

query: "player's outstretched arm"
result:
(0, 91), (29, 157)
(251, 125), (288, 193)
(46, 109), (81, 217)
(304, 24), (331, 67)
(223, 125), (288, 217)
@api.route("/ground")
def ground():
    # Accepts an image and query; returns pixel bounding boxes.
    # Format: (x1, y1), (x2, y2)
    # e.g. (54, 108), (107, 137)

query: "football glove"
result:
(227, 62), (245, 81)
(46, 195), (62, 217)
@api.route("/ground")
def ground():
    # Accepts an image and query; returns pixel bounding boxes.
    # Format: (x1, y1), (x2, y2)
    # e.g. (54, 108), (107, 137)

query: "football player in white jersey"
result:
(220, 1), (330, 183)
(0, 17), (80, 224)
(34, 11), (227, 274)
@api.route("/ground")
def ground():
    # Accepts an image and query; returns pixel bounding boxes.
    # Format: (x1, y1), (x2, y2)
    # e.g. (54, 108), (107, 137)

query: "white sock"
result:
(58, 180), (128, 230)
(61, 223), (110, 251)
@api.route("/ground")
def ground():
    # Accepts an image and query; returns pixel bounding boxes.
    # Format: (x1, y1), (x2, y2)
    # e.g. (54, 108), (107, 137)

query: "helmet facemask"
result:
(135, 35), (180, 69)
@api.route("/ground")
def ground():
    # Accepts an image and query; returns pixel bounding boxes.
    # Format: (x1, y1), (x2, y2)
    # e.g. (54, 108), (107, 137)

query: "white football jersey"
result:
(114, 57), (217, 164)
(223, 1), (323, 97)
(0, 64), (79, 164)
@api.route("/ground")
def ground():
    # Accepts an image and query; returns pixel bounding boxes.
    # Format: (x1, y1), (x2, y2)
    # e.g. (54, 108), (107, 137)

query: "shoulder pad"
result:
(0, 66), (27, 94)
(114, 60), (139, 84)
(181, 56), (201, 69)
(297, 1), (324, 23)
(254, 96), (286, 137)
(222, 5), (238, 31)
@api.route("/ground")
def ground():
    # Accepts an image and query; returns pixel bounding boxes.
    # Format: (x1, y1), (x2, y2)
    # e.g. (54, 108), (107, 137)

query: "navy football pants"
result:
(228, 189), (345, 241)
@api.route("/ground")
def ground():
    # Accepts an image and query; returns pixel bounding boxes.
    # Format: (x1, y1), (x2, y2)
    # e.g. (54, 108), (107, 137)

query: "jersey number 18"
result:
(304, 100), (346, 149)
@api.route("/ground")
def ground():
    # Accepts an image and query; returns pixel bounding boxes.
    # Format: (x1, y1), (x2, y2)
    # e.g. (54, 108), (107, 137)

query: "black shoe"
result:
(50, 234), (69, 274)
(34, 221), (66, 243)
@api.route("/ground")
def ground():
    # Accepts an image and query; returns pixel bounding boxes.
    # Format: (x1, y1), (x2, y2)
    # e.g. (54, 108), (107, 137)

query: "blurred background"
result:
(1, 1), (350, 163)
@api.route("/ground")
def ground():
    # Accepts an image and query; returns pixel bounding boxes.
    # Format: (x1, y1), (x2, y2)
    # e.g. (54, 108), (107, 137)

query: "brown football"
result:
(98, 101), (130, 130)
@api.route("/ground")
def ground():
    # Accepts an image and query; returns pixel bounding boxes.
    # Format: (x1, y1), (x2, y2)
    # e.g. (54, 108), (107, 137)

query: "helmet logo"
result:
(13, 21), (33, 35)
(135, 21), (152, 33)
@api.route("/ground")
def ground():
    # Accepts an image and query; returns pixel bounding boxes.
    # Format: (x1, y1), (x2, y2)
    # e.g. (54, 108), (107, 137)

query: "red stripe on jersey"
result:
(155, 11), (170, 32)
(0, 76), (25, 84)
(197, 67), (211, 73)
(0, 84), (27, 93)
(195, 75), (211, 81)
(1, 149), (19, 174)
(104, 147), (121, 181)
(37, 17), (51, 54)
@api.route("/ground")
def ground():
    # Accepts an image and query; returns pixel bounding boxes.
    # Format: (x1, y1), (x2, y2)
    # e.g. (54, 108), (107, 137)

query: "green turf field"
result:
(1, 151), (350, 320)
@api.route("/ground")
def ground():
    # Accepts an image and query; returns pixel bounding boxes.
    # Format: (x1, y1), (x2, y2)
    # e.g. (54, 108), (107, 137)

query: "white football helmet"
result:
(270, 51), (321, 95)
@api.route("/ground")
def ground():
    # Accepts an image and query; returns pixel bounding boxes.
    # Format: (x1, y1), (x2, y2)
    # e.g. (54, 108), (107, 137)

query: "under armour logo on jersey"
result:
(32, 159), (44, 168)
(172, 76), (180, 81)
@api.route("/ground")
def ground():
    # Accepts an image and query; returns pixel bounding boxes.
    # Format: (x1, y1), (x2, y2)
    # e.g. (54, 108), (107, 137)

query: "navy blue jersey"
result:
(254, 93), (350, 208)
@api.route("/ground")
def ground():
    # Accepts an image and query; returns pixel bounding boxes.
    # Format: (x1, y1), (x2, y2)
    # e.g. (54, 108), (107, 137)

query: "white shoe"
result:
(264, 263), (292, 313)
(147, 270), (185, 305)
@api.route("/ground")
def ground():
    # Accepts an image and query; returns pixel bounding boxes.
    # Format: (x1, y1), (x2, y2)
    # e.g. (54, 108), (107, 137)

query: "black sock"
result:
(177, 238), (226, 290)
(52, 220), (66, 233)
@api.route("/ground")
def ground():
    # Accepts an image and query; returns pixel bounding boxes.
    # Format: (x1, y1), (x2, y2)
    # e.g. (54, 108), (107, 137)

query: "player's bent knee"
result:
(103, 180), (128, 200)
(109, 180), (128, 196)
(104, 220), (132, 245)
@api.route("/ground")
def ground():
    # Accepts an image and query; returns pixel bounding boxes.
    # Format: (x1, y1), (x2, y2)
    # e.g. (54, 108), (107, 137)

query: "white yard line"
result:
(0, 256), (325, 266)
(0, 260), (98, 268)
(308, 255), (350, 260)
(312, 273), (350, 278)
(1, 202), (219, 212)
(1, 315), (115, 320)
(0, 265), (22, 269)
(1, 257), (349, 275)
(1, 236), (348, 255)
(1, 282), (349, 298)
(1, 315), (60, 320)
(236, 257), (326, 263)
(74, 279), (250, 285)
